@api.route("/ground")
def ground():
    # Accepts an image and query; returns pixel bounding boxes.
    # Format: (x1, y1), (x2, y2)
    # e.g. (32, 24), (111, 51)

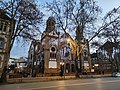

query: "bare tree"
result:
(97, 6), (120, 72)
(45, 0), (71, 34)
(46, 0), (101, 78)
(68, 0), (101, 77)
(46, 0), (120, 77)
(0, 0), (43, 83)
(89, 6), (120, 48)
(99, 6), (120, 43)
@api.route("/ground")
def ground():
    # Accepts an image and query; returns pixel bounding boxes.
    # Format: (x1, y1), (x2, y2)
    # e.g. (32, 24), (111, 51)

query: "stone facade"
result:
(0, 9), (13, 76)
(28, 17), (91, 76)
(41, 17), (60, 75)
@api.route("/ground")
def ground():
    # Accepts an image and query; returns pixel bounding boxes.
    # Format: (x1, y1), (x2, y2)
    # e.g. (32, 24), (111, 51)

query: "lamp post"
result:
(94, 64), (99, 74)
(60, 62), (64, 77)
(60, 62), (65, 77)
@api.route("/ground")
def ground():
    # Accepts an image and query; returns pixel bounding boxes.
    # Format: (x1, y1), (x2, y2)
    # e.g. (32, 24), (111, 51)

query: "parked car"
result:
(111, 72), (120, 77)
(20, 70), (30, 77)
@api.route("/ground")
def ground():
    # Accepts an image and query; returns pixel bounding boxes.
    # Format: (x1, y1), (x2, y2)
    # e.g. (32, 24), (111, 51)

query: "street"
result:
(0, 77), (120, 90)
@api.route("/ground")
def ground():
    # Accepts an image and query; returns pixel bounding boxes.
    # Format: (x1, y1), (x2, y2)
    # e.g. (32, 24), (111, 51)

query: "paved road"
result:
(0, 77), (120, 90)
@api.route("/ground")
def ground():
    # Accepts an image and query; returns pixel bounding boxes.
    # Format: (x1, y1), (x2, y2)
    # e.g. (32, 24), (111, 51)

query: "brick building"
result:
(97, 41), (120, 74)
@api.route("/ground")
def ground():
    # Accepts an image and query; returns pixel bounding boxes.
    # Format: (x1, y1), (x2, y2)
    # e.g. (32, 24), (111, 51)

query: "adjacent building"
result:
(0, 9), (14, 77)
(90, 53), (100, 74)
(97, 41), (120, 74)
(8, 57), (28, 73)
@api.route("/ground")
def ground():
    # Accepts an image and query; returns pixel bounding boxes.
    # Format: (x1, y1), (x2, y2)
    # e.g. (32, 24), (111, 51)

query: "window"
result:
(50, 46), (56, 52)
(84, 57), (88, 61)
(42, 53), (44, 59)
(51, 47), (55, 52)
(0, 56), (2, 68)
(84, 52), (87, 56)
(49, 61), (57, 68)
(0, 38), (5, 49)
(4, 23), (7, 32)
(50, 53), (56, 58)
(50, 46), (56, 59)
(0, 21), (3, 31)
(0, 21), (7, 32)
(31, 54), (32, 60)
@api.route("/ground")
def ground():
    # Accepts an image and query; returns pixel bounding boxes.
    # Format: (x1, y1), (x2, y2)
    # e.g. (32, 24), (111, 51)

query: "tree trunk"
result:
(75, 58), (80, 78)
(0, 52), (10, 83)
(0, 66), (7, 83)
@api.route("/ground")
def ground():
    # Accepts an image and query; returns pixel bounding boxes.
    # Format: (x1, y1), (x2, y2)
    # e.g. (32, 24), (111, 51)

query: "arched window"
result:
(0, 21), (3, 31)
(0, 56), (2, 68)
(50, 46), (56, 58)
(0, 37), (5, 49)
(3, 23), (7, 32)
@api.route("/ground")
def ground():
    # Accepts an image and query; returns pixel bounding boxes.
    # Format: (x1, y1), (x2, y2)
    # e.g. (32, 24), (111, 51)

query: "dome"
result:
(46, 17), (56, 31)
(48, 16), (55, 22)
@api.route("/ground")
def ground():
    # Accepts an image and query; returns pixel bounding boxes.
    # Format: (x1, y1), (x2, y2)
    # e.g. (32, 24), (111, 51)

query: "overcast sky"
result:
(10, 0), (120, 58)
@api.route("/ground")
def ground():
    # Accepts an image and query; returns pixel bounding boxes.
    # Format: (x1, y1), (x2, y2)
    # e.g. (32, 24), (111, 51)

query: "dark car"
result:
(20, 71), (30, 77)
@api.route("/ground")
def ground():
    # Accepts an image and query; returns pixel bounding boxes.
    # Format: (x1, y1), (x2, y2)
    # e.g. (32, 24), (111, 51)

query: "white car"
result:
(112, 72), (120, 77)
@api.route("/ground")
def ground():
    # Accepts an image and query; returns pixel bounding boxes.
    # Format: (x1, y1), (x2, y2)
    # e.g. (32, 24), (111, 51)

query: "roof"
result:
(100, 41), (119, 51)
(61, 33), (73, 41)
(90, 53), (97, 58)
(47, 16), (55, 21)
(0, 9), (11, 21)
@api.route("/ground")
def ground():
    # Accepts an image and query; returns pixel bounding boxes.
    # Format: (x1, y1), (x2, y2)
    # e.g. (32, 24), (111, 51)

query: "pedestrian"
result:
(60, 71), (63, 77)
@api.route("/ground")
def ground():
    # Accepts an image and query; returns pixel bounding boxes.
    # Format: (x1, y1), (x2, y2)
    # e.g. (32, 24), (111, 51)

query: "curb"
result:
(6, 75), (111, 84)
(7, 76), (76, 84)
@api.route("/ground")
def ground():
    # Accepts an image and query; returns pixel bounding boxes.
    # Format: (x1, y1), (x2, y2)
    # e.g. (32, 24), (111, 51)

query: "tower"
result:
(46, 17), (56, 32)
(41, 17), (60, 76)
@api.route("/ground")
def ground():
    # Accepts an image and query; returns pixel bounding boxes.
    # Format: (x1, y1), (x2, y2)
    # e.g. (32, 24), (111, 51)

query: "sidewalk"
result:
(7, 74), (111, 84)
(7, 75), (75, 83)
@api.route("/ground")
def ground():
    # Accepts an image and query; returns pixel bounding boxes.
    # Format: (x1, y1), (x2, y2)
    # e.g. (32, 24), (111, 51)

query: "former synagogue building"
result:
(28, 17), (91, 76)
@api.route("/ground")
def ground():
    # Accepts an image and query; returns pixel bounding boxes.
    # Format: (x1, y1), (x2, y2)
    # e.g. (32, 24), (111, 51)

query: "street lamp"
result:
(60, 62), (64, 66)
(94, 64), (99, 67)
(94, 64), (99, 74)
